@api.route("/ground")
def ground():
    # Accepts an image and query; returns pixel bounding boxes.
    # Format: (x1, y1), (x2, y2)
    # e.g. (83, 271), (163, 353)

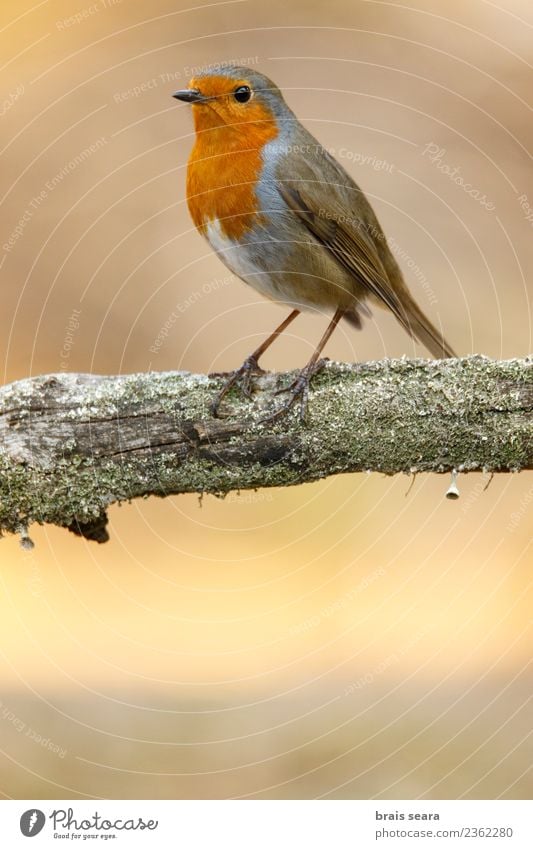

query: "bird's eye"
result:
(233, 85), (252, 103)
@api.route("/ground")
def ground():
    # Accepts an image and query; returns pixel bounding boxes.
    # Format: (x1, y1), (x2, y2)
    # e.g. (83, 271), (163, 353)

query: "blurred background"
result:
(0, 0), (531, 800)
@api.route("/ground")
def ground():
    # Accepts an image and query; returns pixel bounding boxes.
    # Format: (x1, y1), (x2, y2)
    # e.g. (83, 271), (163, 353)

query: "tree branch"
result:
(0, 356), (531, 544)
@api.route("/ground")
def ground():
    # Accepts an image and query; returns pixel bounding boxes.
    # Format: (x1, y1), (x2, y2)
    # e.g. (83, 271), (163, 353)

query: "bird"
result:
(173, 66), (456, 419)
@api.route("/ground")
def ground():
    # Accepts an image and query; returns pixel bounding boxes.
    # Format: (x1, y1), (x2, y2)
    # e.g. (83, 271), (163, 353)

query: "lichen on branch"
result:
(0, 356), (531, 544)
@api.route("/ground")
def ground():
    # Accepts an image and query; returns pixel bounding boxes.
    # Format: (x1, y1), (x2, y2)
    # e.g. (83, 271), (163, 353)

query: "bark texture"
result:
(0, 356), (531, 544)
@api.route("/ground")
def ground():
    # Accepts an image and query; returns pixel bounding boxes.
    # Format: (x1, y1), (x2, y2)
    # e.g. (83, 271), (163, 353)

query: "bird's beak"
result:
(172, 88), (205, 104)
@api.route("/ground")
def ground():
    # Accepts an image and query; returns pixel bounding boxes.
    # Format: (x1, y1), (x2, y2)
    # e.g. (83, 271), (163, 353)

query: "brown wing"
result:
(273, 130), (456, 359)
(277, 181), (411, 331)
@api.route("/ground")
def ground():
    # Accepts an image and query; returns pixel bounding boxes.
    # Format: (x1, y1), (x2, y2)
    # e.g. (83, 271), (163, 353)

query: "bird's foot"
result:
(263, 358), (328, 423)
(210, 355), (266, 417)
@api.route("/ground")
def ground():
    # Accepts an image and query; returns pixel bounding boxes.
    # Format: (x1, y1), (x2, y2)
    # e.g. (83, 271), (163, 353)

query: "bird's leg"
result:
(265, 307), (345, 423)
(210, 309), (300, 417)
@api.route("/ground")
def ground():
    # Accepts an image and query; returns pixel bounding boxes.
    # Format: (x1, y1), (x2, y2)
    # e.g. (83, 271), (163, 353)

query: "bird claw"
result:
(210, 355), (265, 417)
(262, 358), (328, 423)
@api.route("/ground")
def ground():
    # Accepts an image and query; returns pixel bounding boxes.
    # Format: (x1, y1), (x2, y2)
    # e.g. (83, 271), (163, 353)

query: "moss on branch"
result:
(0, 356), (531, 544)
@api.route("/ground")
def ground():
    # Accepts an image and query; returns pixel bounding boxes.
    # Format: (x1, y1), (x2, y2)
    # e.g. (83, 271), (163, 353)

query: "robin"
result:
(173, 66), (456, 419)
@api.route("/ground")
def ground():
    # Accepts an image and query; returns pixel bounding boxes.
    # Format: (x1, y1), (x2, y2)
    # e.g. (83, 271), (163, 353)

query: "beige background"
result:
(0, 0), (531, 799)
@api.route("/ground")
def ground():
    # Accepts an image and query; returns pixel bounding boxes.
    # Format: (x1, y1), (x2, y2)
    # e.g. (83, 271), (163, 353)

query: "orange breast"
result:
(186, 102), (278, 241)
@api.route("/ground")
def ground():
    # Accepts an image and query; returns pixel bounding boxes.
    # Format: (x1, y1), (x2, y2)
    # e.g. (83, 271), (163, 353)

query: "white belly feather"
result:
(204, 218), (285, 303)
(203, 218), (334, 313)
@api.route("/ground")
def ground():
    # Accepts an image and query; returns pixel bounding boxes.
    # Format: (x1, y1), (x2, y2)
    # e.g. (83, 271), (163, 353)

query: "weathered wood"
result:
(0, 356), (531, 544)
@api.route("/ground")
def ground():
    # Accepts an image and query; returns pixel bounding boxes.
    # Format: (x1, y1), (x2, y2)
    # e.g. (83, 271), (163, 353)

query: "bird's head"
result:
(173, 66), (290, 134)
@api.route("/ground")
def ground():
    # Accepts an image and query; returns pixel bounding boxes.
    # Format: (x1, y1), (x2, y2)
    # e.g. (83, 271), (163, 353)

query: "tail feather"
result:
(400, 295), (456, 359)
(344, 296), (456, 359)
